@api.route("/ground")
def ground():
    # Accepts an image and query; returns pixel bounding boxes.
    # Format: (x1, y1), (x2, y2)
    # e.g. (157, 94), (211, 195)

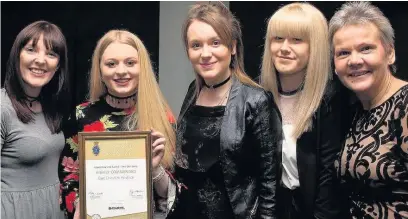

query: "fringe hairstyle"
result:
(261, 3), (331, 139)
(4, 20), (70, 133)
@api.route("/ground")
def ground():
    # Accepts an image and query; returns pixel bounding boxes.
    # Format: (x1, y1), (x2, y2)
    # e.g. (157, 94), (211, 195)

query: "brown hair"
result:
(181, 1), (260, 95)
(4, 20), (70, 133)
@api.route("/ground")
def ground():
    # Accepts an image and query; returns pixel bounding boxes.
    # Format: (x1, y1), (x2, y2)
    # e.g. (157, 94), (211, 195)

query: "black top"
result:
(336, 84), (408, 218)
(59, 97), (176, 218)
(175, 105), (234, 219)
(275, 78), (355, 219)
(60, 98), (135, 218)
(169, 77), (282, 219)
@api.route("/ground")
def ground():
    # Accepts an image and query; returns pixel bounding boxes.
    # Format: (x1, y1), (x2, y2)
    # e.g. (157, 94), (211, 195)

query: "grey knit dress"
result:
(1, 89), (65, 219)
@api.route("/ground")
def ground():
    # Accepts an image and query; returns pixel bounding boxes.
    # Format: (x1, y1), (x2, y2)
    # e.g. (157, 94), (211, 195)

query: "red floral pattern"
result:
(83, 121), (105, 132)
(79, 102), (90, 107)
(72, 135), (78, 144)
(167, 111), (176, 124)
(124, 107), (136, 115)
(60, 99), (176, 218)
(61, 156), (79, 173)
(65, 191), (76, 213)
(64, 173), (79, 182)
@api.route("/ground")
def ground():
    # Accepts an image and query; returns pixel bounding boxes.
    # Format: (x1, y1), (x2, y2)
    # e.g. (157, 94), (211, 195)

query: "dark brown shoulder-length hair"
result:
(4, 20), (70, 133)
(181, 1), (260, 94)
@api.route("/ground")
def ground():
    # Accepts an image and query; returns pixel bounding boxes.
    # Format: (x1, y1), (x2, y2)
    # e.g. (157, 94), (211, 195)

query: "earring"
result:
(334, 70), (338, 75)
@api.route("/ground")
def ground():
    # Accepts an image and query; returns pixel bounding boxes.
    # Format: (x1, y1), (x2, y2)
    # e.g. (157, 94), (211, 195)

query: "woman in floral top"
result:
(59, 30), (176, 219)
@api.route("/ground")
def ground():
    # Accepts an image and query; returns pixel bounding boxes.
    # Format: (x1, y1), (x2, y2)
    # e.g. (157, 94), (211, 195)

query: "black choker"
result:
(204, 76), (231, 89)
(278, 81), (304, 96)
(106, 92), (137, 104)
(23, 94), (40, 107)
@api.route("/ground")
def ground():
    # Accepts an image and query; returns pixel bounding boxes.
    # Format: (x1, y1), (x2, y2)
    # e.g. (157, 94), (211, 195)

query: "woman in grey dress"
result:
(1, 20), (70, 219)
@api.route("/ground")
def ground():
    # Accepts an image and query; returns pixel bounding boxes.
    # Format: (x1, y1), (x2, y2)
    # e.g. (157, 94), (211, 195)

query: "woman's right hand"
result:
(73, 202), (80, 219)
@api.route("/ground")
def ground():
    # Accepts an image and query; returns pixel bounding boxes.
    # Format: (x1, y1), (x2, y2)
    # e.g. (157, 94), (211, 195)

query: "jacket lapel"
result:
(220, 76), (240, 153)
(297, 123), (317, 215)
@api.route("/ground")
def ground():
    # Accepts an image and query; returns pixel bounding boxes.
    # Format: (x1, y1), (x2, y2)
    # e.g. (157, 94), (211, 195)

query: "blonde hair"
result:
(261, 3), (330, 139)
(181, 1), (260, 96)
(89, 30), (175, 169)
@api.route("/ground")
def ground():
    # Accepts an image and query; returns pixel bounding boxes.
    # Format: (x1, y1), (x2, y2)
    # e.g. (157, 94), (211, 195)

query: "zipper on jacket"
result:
(250, 197), (259, 218)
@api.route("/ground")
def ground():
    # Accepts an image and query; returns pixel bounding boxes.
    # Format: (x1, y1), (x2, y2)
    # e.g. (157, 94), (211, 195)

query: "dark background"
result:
(1, 1), (160, 105)
(230, 1), (408, 81)
(2, 2), (407, 107)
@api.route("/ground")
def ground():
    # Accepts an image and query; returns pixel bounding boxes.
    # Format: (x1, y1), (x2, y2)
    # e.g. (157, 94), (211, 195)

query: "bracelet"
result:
(152, 166), (166, 183)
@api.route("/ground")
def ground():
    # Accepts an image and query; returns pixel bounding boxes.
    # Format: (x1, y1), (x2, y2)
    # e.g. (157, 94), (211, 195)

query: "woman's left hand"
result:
(151, 128), (166, 170)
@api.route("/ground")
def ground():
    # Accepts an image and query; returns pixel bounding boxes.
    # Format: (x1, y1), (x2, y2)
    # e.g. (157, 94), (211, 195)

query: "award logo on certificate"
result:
(78, 131), (153, 219)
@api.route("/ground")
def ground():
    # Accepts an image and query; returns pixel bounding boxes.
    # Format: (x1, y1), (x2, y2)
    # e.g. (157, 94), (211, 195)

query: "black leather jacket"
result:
(168, 77), (283, 219)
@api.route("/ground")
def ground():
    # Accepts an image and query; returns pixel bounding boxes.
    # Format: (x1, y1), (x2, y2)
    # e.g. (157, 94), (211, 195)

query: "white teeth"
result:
(30, 68), (46, 74)
(351, 71), (368, 77)
(115, 79), (130, 83)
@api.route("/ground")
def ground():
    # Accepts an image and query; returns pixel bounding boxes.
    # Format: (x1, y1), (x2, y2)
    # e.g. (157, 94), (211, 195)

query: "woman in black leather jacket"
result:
(165, 2), (283, 219)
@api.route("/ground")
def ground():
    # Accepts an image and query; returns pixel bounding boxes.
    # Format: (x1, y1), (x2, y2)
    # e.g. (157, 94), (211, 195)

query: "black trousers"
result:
(277, 186), (303, 219)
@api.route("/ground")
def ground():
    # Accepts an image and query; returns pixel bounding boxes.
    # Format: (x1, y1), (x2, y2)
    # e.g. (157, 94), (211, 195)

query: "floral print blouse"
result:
(59, 98), (175, 218)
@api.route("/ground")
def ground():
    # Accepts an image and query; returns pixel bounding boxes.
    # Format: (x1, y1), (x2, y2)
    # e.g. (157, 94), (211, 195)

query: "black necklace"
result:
(278, 81), (305, 96)
(24, 94), (40, 107)
(203, 76), (231, 89)
(106, 92), (137, 104)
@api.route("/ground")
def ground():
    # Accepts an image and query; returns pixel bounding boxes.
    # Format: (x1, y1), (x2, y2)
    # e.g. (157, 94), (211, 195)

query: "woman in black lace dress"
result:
(165, 2), (283, 219)
(329, 2), (408, 218)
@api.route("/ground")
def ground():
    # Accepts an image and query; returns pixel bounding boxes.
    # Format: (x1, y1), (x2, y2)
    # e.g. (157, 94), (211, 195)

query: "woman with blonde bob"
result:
(59, 30), (176, 219)
(165, 2), (282, 219)
(261, 2), (352, 219)
(330, 2), (408, 218)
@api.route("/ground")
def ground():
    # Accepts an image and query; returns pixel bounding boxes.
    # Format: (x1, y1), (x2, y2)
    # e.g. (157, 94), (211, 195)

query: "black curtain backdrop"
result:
(2, 2), (407, 108)
(1, 1), (159, 107)
(230, 1), (408, 81)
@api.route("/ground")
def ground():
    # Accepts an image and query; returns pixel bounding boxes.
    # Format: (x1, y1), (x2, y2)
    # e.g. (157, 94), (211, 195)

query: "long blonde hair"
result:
(261, 3), (330, 139)
(89, 30), (175, 169)
(182, 2), (260, 97)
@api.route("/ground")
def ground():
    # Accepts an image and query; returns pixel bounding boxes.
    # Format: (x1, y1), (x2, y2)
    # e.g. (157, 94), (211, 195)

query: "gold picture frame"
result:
(78, 131), (152, 219)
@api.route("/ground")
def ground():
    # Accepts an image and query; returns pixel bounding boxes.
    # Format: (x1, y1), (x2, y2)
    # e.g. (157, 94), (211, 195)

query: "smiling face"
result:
(186, 20), (236, 85)
(100, 42), (140, 97)
(270, 36), (310, 77)
(333, 22), (395, 95)
(19, 34), (59, 95)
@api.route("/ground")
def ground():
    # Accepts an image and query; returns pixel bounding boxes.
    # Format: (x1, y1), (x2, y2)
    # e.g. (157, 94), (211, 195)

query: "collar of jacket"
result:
(178, 75), (241, 122)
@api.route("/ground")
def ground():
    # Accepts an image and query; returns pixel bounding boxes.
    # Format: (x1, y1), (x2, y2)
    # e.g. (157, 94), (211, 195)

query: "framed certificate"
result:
(78, 131), (152, 219)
